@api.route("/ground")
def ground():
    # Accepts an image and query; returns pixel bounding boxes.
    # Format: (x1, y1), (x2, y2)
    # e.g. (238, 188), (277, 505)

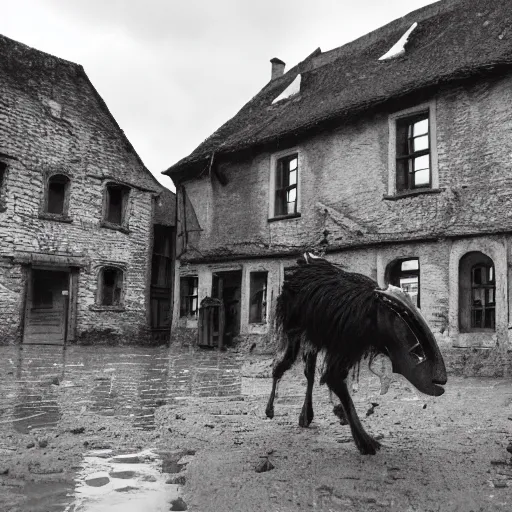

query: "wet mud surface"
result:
(0, 344), (511, 511)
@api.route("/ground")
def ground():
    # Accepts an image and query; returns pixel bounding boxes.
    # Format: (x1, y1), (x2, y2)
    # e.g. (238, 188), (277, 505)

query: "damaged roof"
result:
(165, 0), (512, 178)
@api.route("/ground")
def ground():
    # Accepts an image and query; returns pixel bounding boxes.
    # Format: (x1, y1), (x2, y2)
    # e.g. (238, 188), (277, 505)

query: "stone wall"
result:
(181, 72), (512, 260)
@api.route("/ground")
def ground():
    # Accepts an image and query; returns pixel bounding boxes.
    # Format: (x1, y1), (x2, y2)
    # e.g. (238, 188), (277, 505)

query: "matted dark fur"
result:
(265, 253), (445, 455)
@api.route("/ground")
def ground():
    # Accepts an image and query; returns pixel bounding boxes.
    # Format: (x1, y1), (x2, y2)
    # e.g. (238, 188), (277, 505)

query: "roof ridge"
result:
(310, 0), (459, 70)
(0, 33), (80, 69)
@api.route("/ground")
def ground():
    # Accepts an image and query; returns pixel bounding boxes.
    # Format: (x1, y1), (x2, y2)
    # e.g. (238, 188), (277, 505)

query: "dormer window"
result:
(272, 74), (301, 104)
(104, 183), (130, 227)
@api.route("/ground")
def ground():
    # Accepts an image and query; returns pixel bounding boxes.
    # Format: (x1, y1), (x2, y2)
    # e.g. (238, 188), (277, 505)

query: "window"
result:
(249, 271), (268, 323)
(275, 154), (298, 217)
(470, 264), (495, 330)
(151, 226), (173, 287)
(180, 276), (198, 318)
(99, 267), (124, 306)
(45, 174), (70, 215)
(387, 258), (420, 308)
(459, 252), (496, 332)
(396, 113), (430, 191)
(387, 102), (438, 197)
(104, 184), (130, 226)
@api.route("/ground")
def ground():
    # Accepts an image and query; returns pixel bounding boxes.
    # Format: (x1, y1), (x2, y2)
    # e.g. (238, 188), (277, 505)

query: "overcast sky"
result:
(2, 0), (438, 192)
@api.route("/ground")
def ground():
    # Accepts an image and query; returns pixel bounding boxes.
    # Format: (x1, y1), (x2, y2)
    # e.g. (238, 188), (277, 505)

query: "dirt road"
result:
(0, 345), (511, 511)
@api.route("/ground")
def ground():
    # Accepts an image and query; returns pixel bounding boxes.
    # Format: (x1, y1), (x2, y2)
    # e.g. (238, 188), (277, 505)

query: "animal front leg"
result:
(326, 376), (381, 455)
(298, 348), (317, 427)
(265, 334), (300, 419)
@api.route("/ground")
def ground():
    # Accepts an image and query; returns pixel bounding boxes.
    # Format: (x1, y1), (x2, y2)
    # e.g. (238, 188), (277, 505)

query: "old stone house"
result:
(165, 0), (512, 361)
(0, 35), (175, 345)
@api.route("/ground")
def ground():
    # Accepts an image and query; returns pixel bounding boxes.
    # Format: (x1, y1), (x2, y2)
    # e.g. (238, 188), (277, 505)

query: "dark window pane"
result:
(249, 272), (267, 323)
(473, 268), (482, 285)
(101, 268), (123, 306)
(47, 175), (69, 214)
(485, 308), (495, 329)
(106, 185), (127, 225)
(47, 181), (66, 214)
(180, 276), (198, 317)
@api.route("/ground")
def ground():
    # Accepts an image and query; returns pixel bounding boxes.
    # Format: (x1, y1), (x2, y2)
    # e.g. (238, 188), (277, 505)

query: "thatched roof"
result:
(165, 0), (512, 179)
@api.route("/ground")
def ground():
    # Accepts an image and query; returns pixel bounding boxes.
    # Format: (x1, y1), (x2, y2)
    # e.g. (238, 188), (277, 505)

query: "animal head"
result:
(375, 285), (447, 397)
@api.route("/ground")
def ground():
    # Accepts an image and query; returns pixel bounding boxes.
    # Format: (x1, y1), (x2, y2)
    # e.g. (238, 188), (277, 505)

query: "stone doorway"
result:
(23, 269), (70, 345)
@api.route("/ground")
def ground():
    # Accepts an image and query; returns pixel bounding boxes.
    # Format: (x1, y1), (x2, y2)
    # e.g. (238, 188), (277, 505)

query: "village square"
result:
(0, 0), (511, 510)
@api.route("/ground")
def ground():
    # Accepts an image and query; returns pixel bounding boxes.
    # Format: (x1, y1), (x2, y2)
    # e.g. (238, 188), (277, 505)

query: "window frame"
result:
(248, 271), (268, 324)
(387, 257), (420, 308)
(95, 266), (126, 310)
(102, 182), (131, 232)
(180, 275), (199, 318)
(470, 263), (496, 331)
(39, 172), (73, 222)
(268, 148), (302, 221)
(386, 101), (439, 198)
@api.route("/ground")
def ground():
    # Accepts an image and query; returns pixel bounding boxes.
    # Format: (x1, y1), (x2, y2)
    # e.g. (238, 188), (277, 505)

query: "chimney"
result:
(270, 57), (285, 80)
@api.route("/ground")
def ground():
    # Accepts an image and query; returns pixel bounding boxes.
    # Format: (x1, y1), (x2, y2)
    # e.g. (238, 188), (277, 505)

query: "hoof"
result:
(298, 410), (313, 428)
(265, 405), (274, 419)
(356, 436), (381, 456)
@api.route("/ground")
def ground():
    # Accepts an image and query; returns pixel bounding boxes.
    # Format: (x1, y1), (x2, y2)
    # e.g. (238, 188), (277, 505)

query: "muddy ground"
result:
(0, 346), (511, 511)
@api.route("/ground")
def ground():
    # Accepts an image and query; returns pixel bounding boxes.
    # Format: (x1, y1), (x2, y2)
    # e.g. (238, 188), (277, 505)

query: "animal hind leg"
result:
(265, 332), (301, 419)
(298, 346), (317, 427)
(324, 372), (381, 455)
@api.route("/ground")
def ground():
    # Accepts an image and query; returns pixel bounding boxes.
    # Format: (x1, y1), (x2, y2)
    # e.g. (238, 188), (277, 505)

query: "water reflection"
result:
(12, 345), (64, 433)
(0, 344), (242, 432)
(65, 449), (182, 512)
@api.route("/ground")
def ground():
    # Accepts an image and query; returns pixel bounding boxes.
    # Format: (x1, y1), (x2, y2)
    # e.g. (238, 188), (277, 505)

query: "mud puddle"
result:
(63, 449), (189, 511)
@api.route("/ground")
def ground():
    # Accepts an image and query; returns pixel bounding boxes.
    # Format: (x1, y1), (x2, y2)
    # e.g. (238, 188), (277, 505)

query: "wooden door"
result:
(23, 269), (69, 345)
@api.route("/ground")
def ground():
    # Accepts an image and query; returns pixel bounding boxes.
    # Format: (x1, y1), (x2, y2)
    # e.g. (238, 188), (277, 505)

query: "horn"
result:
(375, 286), (447, 382)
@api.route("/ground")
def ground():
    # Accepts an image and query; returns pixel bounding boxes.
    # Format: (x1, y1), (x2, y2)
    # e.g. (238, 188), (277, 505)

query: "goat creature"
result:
(265, 253), (447, 455)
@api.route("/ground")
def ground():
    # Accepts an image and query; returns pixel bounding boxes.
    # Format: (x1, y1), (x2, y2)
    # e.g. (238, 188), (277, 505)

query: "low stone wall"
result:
(441, 347), (512, 378)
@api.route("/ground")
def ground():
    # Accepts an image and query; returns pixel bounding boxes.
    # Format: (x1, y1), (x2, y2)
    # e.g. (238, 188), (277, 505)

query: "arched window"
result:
(98, 267), (124, 306)
(387, 258), (420, 307)
(46, 174), (70, 215)
(459, 252), (495, 332)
